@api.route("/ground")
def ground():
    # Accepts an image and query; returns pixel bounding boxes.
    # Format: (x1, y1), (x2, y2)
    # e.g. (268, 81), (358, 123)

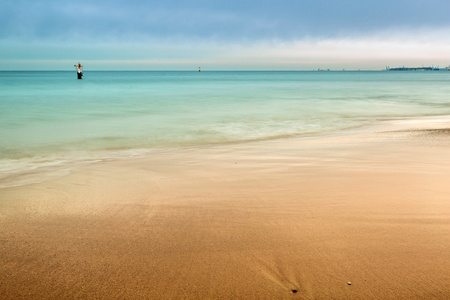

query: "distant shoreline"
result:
(2, 69), (449, 72)
(386, 66), (450, 71)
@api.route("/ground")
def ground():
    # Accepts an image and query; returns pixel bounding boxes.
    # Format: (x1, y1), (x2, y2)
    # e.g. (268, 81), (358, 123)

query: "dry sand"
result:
(1, 116), (450, 299)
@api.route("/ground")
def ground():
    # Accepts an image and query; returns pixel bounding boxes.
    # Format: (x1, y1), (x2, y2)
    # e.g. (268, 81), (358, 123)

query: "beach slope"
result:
(1, 117), (450, 299)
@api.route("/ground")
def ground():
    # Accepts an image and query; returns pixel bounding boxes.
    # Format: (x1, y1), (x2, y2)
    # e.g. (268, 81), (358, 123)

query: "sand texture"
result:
(1, 117), (450, 299)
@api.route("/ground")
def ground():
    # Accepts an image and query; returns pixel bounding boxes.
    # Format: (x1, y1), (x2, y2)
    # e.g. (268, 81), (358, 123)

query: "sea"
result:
(1, 70), (450, 187)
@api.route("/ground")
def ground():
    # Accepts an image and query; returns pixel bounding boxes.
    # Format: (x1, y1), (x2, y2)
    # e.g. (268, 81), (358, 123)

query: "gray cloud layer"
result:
(1, 0), (450, 69)
(2, 0), (449, 42)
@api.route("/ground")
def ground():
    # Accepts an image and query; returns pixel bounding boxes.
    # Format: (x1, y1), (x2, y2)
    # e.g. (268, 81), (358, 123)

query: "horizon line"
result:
(0, 69), (391, 72)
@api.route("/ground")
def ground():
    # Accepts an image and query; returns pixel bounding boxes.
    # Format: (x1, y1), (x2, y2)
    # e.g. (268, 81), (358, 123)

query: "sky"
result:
(1, 0), (450, 70)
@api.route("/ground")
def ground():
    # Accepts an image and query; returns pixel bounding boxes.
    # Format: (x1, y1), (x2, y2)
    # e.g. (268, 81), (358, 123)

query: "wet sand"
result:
(1, 116), (450, 299)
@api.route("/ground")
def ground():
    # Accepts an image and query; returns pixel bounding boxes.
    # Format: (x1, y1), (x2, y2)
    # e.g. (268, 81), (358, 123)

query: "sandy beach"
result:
(1, 116), (450, 299)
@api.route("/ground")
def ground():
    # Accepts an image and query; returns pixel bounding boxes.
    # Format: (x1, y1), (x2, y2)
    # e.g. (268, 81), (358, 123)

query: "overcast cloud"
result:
(1, 0), (449, 70)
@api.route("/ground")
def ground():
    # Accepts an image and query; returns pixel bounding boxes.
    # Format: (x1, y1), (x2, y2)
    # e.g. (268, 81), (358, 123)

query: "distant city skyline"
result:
(1, 0), (449, 70)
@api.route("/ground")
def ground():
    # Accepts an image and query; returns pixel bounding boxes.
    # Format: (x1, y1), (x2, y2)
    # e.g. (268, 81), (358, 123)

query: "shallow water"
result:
(1, 70), (450, 186)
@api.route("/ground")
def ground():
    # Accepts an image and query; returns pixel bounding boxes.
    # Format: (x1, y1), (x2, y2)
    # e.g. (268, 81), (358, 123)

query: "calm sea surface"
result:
(1, 71), (450, 186)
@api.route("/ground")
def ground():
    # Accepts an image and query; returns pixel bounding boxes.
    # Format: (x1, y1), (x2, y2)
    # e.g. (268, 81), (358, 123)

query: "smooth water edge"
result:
(1, 71), (450, 188)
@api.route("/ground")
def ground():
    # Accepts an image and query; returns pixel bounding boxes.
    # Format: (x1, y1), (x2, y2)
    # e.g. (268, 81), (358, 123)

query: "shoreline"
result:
(2, 114), (450, 190)
(1, 114), (450, 298)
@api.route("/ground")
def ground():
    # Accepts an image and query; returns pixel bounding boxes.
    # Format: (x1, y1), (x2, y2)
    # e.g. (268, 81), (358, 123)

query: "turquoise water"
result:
(1, 71), (450, 186)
